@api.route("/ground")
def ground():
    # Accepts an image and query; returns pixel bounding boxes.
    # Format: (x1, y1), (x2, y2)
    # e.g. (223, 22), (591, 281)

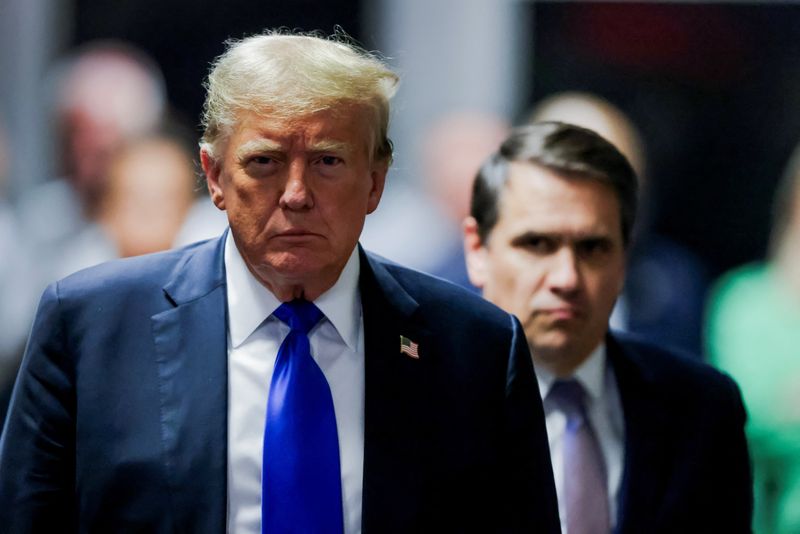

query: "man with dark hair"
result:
(0, 33), (560, 533)
(464, 122), (752, 533)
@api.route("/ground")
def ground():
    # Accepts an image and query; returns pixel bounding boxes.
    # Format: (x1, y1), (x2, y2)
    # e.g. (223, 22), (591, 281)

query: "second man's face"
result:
(466, 163), (626, 376)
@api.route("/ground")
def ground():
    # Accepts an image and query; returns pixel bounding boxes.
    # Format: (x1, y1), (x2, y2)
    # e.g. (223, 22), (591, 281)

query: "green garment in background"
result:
(707, 263), (800, 534)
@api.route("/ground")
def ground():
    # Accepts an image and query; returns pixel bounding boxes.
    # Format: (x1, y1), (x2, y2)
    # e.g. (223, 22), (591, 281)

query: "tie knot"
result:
(274, 299), (324, 335)
(548, 379), (588, 423)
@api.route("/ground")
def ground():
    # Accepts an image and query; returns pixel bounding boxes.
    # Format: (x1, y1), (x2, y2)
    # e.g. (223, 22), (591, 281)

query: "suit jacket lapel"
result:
(358, 248), (432, 533)
(609, 334), (673, 534)
(152, 235), (229, 533)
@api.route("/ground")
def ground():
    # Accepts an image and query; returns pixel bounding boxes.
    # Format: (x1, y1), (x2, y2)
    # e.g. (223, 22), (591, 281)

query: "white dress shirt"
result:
(225, 233), (365, 534)
(536, 344), (625, 534)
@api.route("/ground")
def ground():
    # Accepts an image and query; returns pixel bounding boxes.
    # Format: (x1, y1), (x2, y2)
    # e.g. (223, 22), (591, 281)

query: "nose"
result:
(548, 247), (581, 295)
(279, 161), (314, 211)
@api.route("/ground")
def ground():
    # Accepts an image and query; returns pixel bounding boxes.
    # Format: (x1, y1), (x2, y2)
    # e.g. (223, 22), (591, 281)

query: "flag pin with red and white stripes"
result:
(399, 335), (420, 359)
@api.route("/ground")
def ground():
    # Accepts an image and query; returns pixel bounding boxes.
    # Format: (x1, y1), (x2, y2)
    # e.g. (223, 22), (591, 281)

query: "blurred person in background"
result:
(52, 124), (198, 279)
(0, 31), (559, 533)
(530, 92), (709, 357)
(16, 40), (167, 283)
(359, 110), (508, 286)
(707, 141), (800, 534)
(0, 119), (39, 426)
(418, 111), (508, 289)
(99, 130), (196, 259)
(464, 122), (752, 533)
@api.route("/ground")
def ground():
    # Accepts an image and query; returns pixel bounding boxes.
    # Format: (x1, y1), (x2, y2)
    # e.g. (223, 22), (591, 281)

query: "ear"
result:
(201, 148), (226, 211)
(463, 216), (489, 289)
(366, 160), (388, 214)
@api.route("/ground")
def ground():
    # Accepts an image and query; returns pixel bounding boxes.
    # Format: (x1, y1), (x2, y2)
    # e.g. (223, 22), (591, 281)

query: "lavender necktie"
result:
(262, 299), (344, 534)
(549, 379), (610, 534)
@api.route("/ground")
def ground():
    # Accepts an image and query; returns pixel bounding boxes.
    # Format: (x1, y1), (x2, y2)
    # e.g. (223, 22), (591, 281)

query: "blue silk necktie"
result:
(262, 299), (344, 534)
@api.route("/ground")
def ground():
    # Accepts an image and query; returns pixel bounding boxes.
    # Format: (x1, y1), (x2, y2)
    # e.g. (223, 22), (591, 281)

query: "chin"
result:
(266, 253), (319, 273)
(531, 330), (576, 354)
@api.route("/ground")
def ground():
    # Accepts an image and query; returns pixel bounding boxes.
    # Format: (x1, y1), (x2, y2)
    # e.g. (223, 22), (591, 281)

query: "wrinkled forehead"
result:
(223, 104), (378, 157)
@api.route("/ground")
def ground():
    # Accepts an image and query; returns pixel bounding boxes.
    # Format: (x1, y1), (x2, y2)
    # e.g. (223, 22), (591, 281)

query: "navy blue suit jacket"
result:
(0, 234), (560, 533)
(607, 332), (752, 533)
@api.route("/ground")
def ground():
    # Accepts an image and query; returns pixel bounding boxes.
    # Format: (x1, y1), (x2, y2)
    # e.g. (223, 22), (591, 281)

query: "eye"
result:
(512, 234), (557, 255)
(242, 154), (280, 176)
(251, 155), (273, 165)
(576, 238), (612, 259)
(318, 155), (343, 166)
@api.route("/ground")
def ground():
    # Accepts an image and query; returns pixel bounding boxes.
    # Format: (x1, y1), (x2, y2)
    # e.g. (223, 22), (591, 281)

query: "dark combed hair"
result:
(470, 121), (639, 245)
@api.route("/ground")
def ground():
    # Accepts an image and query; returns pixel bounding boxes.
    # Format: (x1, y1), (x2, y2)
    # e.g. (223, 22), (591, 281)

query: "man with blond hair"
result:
(0, 31), (559, 533)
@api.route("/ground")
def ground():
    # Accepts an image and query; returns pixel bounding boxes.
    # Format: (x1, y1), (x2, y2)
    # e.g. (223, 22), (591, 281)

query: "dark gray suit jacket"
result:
(608, 332), (752, 533)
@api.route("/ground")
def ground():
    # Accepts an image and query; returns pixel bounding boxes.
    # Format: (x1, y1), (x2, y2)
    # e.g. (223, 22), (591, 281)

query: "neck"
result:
(531, 342), (600, 379)
(249, 265), (339, 303)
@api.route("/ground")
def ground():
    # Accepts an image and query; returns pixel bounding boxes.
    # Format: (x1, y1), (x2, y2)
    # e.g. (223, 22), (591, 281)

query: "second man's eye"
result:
(528, 237), (556, 254)
(512, 234), (557, 255)
(577, 239), (612, 259)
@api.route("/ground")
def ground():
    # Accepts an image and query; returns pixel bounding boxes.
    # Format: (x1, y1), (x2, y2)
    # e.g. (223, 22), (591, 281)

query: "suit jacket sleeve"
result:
(503, 314), (561, 533)
(0, 282), (78, 532)
(713, 374), (753, 532)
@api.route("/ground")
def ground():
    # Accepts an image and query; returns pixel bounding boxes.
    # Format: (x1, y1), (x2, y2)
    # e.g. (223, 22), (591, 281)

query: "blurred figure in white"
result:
(17, 41), (167, 282)
(531, 92), (708, 356)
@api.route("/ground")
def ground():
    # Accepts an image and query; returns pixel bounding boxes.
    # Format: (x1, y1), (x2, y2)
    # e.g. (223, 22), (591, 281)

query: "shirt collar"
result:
(313, 246), (361, 351)
(536, 342), (607, 403)
(224, 232), (361, 349)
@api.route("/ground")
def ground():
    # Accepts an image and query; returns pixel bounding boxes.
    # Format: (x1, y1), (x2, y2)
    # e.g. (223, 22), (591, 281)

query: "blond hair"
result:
(200, 30), (399, 163)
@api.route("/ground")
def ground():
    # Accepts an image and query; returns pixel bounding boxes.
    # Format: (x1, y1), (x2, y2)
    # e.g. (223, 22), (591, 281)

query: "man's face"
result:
(465, 162), (626, 376)
(203, 105), (387, 299)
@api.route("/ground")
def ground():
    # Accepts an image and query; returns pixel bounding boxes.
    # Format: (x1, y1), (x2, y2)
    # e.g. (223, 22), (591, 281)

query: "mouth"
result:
(538, 307), (582, 321)
(271, 229), (323, 242)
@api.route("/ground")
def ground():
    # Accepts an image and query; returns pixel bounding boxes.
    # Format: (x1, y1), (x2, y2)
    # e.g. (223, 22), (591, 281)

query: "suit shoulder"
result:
(611, 331), (740, 397)
(54, 239), (212, 303)
(374, 255), (514, 330)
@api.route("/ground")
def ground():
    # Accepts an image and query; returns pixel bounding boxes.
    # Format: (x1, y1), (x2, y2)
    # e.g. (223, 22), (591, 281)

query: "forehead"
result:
(226, 105), (374, 154)
(495, 162), (622, 237)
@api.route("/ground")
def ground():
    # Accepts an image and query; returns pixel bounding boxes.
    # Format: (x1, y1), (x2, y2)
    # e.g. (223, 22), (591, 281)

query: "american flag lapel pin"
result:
(399, 335), (420, 359)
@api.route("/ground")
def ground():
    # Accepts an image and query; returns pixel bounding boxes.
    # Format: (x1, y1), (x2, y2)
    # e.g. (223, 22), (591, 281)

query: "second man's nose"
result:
(548, 247), (581, 293)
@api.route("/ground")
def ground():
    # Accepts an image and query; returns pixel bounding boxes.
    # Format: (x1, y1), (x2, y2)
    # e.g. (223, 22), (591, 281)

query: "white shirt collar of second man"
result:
(535, 342), (607, 404)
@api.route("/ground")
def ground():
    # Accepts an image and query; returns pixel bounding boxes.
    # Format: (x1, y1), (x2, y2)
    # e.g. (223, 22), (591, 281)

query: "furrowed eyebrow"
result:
(307, 140), (350, 154)
(573, 232), (614, 243)
(235, 139), (282, 161)
(509, 231), (613, 246)
(510, 231), (555, 245)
